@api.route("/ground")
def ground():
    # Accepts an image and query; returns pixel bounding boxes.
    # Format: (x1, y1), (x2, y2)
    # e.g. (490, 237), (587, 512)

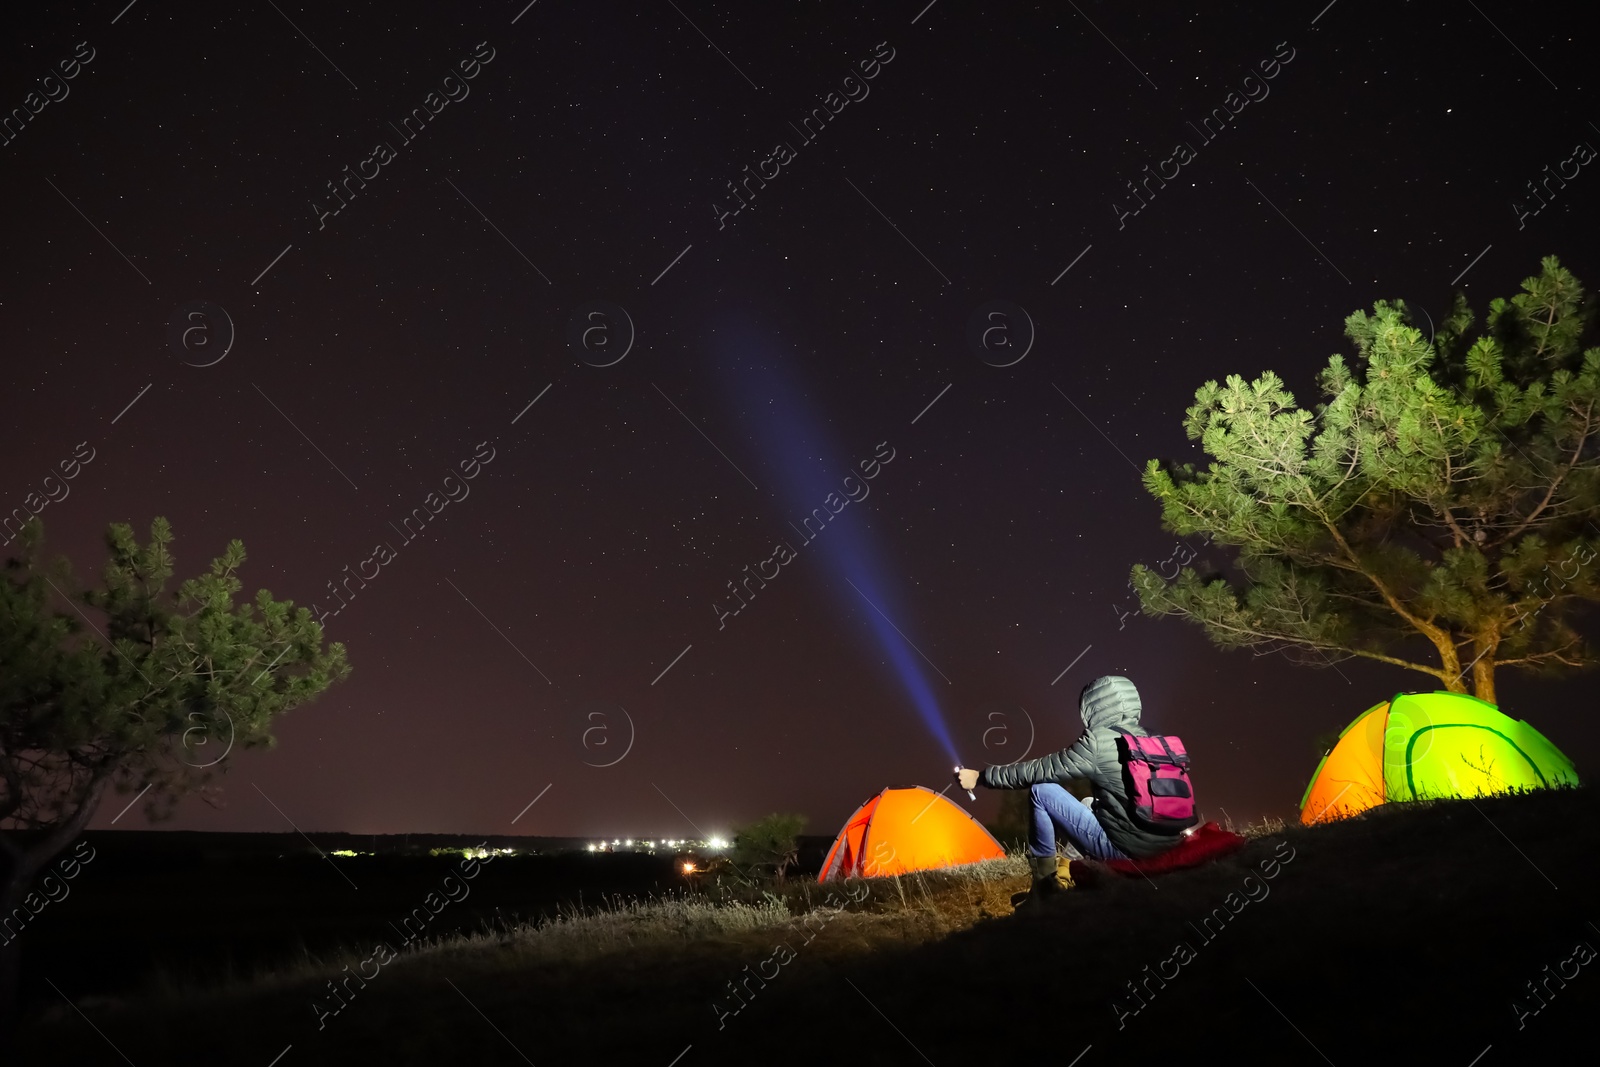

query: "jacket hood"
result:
(1079, 675), (1142, 731)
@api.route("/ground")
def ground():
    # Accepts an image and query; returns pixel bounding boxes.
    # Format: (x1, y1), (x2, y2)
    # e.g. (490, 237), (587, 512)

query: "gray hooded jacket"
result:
(979, 675), (1180, 859)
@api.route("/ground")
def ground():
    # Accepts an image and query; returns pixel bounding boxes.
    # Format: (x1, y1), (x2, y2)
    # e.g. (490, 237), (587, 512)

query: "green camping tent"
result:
(1300, 691), (1580, 824)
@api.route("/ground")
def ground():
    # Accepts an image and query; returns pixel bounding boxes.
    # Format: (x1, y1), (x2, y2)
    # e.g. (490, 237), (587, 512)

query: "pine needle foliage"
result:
(2, 518), (348, 917)
(1134, 256), (1600, 703)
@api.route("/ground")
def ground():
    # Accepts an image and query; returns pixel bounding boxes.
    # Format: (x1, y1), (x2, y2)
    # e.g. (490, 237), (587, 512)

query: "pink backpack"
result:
(1112, 727), (1199, 832)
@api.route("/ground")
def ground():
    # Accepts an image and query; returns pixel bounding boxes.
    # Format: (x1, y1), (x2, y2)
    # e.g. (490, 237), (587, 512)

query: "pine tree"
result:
(0, 517), (348, 1027)
(1134, 256), (1600, 704)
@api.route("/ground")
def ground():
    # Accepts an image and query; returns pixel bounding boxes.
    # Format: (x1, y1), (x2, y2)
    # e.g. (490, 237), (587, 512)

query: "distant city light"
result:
(584, 836), (730, 853)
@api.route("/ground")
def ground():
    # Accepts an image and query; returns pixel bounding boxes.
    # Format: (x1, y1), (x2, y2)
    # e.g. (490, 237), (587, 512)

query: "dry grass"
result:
(134, 854), (1034, 1009)
(1239, 813), (1287, 838)
(31, 788), (1594, 1065)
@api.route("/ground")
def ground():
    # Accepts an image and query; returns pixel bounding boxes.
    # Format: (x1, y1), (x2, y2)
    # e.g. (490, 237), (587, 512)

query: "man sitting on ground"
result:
(956, 674), (1182, 904)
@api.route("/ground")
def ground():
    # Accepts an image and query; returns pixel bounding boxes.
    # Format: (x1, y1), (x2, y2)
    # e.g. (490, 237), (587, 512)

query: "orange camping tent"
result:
(818, 785), (1007, 881)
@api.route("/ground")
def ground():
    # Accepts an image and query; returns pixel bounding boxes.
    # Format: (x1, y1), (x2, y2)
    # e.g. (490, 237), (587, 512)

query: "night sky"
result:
(4, 1), (1597, 840)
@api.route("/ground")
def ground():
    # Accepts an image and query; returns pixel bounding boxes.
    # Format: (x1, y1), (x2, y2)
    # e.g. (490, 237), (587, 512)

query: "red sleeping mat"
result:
(1101, 821), (1247, 877)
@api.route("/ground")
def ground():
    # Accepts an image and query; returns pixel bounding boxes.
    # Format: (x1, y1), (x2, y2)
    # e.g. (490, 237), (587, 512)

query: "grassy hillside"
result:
(12, 787), (1593, 1065)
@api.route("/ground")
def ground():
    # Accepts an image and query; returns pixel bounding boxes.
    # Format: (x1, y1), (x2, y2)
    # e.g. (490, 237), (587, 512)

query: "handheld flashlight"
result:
(954, 765), (976, 801)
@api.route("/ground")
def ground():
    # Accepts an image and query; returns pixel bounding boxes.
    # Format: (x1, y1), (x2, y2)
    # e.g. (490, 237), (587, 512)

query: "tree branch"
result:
(1492, 400), (1595, 547)
(1145, 585), (1453, 685)
(1318, 519), (1460, 676)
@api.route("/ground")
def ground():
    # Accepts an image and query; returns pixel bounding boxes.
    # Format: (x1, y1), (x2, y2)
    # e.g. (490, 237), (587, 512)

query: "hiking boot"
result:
(1033, 852), (1070, 889)
(1012, 855), (1069, 912)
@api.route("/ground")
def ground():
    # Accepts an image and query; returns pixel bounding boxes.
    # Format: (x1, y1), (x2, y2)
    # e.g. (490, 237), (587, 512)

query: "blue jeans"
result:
(1028, 783), (1129, 862)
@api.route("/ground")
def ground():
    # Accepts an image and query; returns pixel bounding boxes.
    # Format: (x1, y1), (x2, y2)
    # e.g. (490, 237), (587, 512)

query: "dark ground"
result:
(11, 828), (837, 1008)
(10, 789), (1595, 1065)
